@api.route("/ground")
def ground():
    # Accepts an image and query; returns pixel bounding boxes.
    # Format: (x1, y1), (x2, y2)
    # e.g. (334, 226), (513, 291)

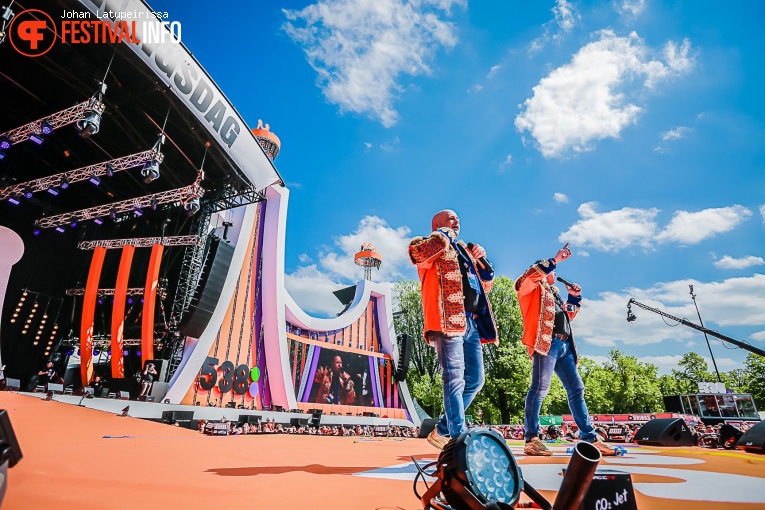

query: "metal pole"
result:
(689, 285), (721, 383)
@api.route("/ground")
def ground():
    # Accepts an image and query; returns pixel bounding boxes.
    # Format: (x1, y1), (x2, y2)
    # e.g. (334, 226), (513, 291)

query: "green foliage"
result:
(742, 354), (765, 410)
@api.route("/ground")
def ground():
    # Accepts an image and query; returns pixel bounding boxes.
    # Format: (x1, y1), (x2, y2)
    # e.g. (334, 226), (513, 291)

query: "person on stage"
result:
(408, 209), (497, 449)
(515, 244), (615, 456)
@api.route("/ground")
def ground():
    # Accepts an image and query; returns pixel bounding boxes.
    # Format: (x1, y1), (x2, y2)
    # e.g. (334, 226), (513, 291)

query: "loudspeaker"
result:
(310, 411), (322, 427)
(138, 395), (155, 402)
(4, 379), (20, 391)
(180, 237), (235, 338)
(394, 334), (412, 382)
(290, 418), (309, 427)
(161, 410), (195, 423)
(149, 382), (169, 402)
(237, 415), (262, 425)
(634, 418), (694, 447)
(46, 383), (64, 394)
(737, 421), (765, 454)
(418, 418), (438, 439)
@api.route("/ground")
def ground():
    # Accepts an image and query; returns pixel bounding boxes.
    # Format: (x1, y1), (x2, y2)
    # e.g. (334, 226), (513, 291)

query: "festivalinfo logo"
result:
(8, 6), (181, 57)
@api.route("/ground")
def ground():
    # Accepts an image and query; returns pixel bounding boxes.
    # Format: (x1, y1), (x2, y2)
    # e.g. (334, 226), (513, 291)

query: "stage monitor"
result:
(290, 418), (309, 427)
(47, 383), (64, 394)
(4, 379), (20, 391)
(0, 410), (22, 468)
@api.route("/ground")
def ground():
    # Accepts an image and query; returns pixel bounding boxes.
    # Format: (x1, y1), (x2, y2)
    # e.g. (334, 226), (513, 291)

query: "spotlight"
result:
(136, 350), (141, 357)
(127, 298), (133, 305)
(94, 349), (99, 356)
(55, 227), (65, 233)
(23, 187), (33, 199)
(123, 350), (129, 356)
(33, 229), (40, 236)
(60, 176), (70, 189)
(29, 132), (45, 145)
(0, 136), (11, 150)
(41, 121), (54, 135)
(134, 207), (143, 217)
(110, 207), (117, 219)
(150, 198), (158, 210)
(184, 195), (200, 216)
(93, 218), (103, 225)
(141, 160), (160, 183)
(76, 110), (101, 138)
(431, 428), (524, 509)
(8, 197), (19, 205)
(105, 163), (115, 177)
(89, 175), (101, 186)
(47, 188), (59, 196)
(71, 221), (77, 227)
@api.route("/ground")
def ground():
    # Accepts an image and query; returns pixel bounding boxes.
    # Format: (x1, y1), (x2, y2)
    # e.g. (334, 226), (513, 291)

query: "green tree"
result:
(742, 353), (765, 410)
(671, 352), (713, 394)
(578, 357), (612, 413)
(603, 349), (663, 413)
(393, 279), (437, 378)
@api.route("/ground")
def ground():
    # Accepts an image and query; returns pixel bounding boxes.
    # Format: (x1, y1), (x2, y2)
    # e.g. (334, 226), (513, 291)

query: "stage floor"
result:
(1, 392), (764, 509)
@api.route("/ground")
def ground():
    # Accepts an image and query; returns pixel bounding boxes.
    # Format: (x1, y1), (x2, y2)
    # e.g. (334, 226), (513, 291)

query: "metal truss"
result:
(35, 182), (204, 229)
(0, 148), (163, 200)
(60, 338), (148, 348)
(0, 97), (105, 146)
(65, 287), (167, 297)
(77, 235), (203, 250)
(209, 184), (266, 212)
(169, 211), (211, 325)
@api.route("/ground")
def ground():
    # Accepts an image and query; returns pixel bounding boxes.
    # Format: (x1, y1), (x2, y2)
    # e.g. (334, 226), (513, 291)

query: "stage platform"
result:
(1, 391), (765, 510)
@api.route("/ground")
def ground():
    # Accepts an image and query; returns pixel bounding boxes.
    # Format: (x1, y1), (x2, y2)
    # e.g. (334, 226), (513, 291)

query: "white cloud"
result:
(760, 204), (765, 224)
(363, 142), (372, 150)
(575, 274), (765, 349)
(285, 216), (414, 315)
(656, 205), (752, 244)
(751, 331), (765, 342)
(553, 0), (578, 33)
(468, 84), (484, 93)
(298, 253), (313, 263)
(282, 0), (465, 127)
(380, 136), (401, 153)
(661, 126), (690, 141)
(516, 30), (695, 158)
(714, 255), (764, 270)
(487, 64), (501, 79)
(498, 154), (512, 171)
(615, 0), (647, 17)
(553, 192), (569, 204)
(561, 203), (752, 253)
(559, 202), (659, 252)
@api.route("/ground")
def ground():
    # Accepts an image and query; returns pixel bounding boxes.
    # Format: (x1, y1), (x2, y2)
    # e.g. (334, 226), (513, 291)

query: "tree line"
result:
(393, 277), (765, 425)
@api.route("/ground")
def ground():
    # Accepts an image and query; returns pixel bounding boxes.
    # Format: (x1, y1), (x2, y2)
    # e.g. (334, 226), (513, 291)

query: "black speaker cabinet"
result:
(737, 420), (765, 454)
(418, 418), (438, 439)
(634, 418), (694, 447)
(161, 410), (195, 423)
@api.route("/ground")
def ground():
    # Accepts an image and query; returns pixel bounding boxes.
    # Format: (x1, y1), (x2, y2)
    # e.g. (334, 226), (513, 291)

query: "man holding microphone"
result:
(515, 244), (615, 456)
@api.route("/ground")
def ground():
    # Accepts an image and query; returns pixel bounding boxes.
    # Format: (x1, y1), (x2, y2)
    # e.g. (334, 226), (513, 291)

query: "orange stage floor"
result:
(2, 391), (765, 510)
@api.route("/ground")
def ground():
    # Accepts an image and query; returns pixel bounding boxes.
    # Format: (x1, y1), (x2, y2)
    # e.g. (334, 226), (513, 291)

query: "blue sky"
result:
(150, 0), (765, 375)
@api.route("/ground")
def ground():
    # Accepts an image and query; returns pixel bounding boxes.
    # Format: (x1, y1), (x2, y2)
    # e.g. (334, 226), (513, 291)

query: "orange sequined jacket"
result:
(408, 228), (497, 344)
(515, 258), (581, 360)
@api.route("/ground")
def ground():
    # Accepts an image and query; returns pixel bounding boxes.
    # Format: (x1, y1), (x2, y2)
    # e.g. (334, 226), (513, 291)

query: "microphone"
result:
(467, 242), (490, 271)
(556, 276), (576, 288)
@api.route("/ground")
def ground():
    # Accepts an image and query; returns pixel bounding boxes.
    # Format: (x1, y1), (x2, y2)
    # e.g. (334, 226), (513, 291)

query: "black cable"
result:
(412, 457), (438, 501)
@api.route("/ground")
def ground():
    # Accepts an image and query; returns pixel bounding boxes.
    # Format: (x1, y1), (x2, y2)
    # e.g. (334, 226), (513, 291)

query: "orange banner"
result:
(111, 245), (135, 378)
(80, 247), (106, 386)
(142, 244), (164, 368)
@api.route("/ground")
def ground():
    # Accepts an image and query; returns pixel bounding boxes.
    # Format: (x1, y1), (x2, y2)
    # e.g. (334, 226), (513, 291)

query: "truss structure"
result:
(35, 182), (204, 229)
(60, 337), (148, 348)
(77, 235), (203, 250)
(209, 184), (266, 212)
(0, 148), (163, 200)
(65, 287), (168, 297)
(0, 97), (105, 146)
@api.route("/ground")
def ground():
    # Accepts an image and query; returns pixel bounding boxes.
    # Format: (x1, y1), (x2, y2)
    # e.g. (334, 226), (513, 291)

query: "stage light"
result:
(151, 198), (158, 210)
(93, 218), (103, 225)
(66, 350), (73, 356)
(94, 350), (99, 356)
(29, 133), (45, 145)
(110, 207), (117, 219)
(134, 207), (143, 217)
(23, 187), (33, 199)
(47, 188), (59, 196)
(0, 136), (11, 150)
(89, 175), (101, 186)
(127, 298), (133, 305)
(60, 176), (70, 189)
(184, 195), (200, 216)
(123, 350), (129, 356)
(136, 350), (141, 357)
(141, 160), (160, 183)
(428, 428), (524, 509)
(105, 164), (115, 177)
(8, 197), (19, 205)
(55, 227), (65, 233)
(71, 222), (77, 228)
(41, 121), (54, 135)
(76, 109), (102, 138)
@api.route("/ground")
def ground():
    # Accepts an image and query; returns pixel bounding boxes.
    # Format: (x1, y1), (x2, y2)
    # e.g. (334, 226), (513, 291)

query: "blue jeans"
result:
(431, 318), (485, 437)
(524, 337), (596, 442)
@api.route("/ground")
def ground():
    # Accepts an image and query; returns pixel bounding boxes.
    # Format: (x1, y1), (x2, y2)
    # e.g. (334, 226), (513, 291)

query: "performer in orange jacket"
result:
(515, 244), (615, 457)
(408, 210), (497, 449)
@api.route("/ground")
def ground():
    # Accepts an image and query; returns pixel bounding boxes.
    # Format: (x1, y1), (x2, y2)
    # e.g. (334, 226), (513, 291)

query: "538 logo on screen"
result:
(198, 356), (260, 396)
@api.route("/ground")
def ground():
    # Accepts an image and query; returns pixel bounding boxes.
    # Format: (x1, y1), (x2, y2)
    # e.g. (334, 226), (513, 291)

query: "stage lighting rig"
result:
(140, 135), (165, 183)
(0, 3), (15, 46)
(183, 195), (200, 216)
(76, 82), (107, 139)
(34, 181), (205, 229)
(0, 149), (163, 200)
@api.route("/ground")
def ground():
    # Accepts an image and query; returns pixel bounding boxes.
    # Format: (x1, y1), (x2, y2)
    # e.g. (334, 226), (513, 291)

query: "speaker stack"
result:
(633, 418), (694, 447)
(394, 333), (412, 382)
(737, 421), (765, 454)
(418, 418), (438, 439)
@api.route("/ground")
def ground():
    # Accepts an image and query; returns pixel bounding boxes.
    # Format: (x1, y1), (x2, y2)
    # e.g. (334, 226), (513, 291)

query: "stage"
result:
(1, 392), (765, 509)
